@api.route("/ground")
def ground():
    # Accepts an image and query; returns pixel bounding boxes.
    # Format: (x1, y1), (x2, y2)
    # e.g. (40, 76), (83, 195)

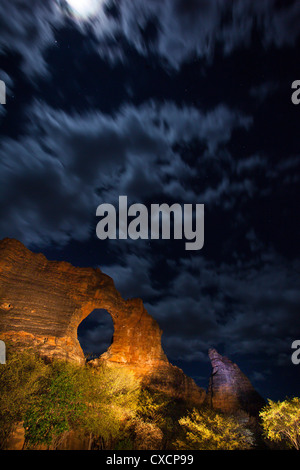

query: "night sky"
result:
(0, 0), (300, 401)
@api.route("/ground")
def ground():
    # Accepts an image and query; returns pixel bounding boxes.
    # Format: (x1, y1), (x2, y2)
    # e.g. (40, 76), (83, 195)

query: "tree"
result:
(0, 348), (48, 449)
(134, 389), (189, 450)
(23, 360), (88, 448)
(259, 398), (300, 450)
(23, 361), (141, 449)
(74, 363), (140, 449)
(0, 349), (141, 450)
(175, 407), (254, 450)
(132, 389), (171, 450)
(136, 389), (171, 426)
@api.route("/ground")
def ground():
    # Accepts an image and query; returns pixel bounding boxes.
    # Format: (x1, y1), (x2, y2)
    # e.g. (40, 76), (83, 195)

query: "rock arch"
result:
(0, 238), (205, 403)
(0, 238), (167, 366)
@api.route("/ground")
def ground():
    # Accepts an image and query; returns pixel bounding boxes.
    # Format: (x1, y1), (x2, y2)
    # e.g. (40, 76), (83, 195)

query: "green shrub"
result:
(0, 349), (140, 449)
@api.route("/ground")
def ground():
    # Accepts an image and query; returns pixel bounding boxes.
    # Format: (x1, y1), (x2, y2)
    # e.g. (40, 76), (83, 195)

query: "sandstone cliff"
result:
(205, 348), (265, 415)
(0, 238), (204, 404)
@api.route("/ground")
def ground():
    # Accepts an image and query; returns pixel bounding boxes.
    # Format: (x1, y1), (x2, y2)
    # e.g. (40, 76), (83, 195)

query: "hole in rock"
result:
(77, 309), (114, 361)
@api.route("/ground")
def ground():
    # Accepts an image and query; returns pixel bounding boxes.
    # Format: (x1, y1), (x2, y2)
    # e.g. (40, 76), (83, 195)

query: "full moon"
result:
(65, 0), (101, 19)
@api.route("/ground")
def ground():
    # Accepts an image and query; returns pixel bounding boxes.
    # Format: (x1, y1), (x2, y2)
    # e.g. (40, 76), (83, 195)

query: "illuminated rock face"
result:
(0, 238), (205, 404)
(206, 348), (265, 415)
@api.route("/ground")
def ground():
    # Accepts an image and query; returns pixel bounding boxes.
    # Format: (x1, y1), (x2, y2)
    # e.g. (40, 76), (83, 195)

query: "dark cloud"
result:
(144, 252), (300, 366)
(88, 0), (300, 68)
(0, 137), (94, 246)
(249, 82), (279, 103)
(96, 231), (300, 372)
(0, 0), (63, 76)
(0, 100), (250, 246)
(2, 0), (299, 79)
(102, 252), (160, 299)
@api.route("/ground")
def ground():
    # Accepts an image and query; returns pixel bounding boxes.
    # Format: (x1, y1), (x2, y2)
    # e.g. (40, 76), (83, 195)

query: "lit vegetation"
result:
(0, 348), (140, 449)
(260, 398), (300, 450)
(1, 347), (298, 450)
(175, 408), (255, 450)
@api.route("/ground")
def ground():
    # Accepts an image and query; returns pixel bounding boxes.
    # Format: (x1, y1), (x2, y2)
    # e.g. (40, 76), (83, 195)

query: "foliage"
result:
(75, 363), (140, 449)
(133, 389), (200, 450)
(133, 419), (164, 450)
(1, 348), (269, 451)
(136, 389), (172, 426)
(0, 347), (48, 449)
(23, 361), (88, 447)
(175, 407), (255, 450)
(0, 349), (140, 449)
(259, 397), (300, 450)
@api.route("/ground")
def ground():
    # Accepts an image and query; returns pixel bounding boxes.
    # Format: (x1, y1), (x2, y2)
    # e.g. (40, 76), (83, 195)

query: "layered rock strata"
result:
(0, 238), (204, 404)
(205, 348), (265, 415)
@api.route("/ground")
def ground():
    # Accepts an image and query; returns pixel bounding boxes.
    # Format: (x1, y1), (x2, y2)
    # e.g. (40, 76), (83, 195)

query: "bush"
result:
(175, 407), (255, 450)
(0, 348), (261, 451)
(0, 348), (48, 449)
(0, 349), (140, 449)
(134, 388), (187, 450)
(259, 397), (300, 450)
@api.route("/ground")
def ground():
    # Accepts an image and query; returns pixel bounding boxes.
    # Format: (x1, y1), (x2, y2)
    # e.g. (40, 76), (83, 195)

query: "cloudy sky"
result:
(0, 0), (300, 399)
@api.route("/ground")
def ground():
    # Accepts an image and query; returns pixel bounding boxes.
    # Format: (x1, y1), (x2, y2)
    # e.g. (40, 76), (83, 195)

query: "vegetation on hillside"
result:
(0, 348), (141, 449)
(0, 348), (298, 450)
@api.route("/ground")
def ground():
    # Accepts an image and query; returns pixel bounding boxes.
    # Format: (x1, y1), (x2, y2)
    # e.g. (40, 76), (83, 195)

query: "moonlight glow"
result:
(65, 0), (101, 19)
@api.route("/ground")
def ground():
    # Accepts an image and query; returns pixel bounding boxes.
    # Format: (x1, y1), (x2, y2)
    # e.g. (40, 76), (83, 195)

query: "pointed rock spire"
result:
(206, 348), (265, 415)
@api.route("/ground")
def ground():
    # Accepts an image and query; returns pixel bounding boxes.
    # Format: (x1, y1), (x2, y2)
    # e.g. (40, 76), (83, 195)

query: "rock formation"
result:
(0, 238), (267, 411)
(0, 238), (204, 404)
(205, 348), (265, 415)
